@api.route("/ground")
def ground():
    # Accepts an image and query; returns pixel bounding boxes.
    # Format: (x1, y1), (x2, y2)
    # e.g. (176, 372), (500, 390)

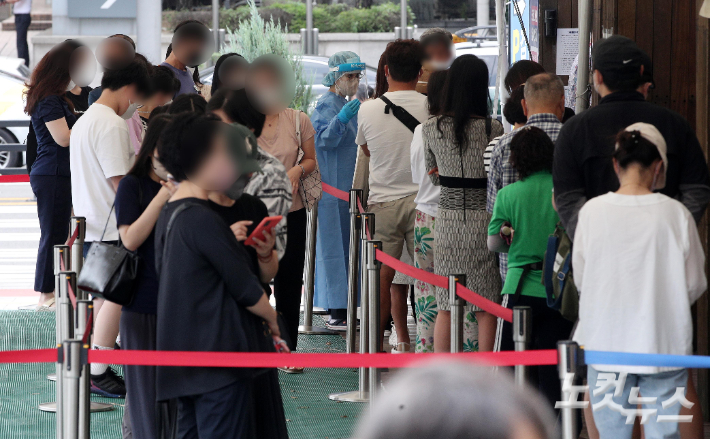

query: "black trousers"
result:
(120, 311), (158, 439)
(273, 208), (306, 351)
(499, 294), (575, 409)
(177, 379), (254, 439)
(15, 13), (30, 67)
(30, 175), (72, 293)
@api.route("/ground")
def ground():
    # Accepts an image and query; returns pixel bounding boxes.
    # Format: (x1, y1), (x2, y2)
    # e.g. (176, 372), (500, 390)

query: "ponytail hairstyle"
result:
(612, 130), (661, 170)
(509, 126), (555, 179)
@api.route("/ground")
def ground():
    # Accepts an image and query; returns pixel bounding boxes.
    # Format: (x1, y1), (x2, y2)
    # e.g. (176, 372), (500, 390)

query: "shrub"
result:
(223, 0), (313, 113)
(164, 1), (415, 34)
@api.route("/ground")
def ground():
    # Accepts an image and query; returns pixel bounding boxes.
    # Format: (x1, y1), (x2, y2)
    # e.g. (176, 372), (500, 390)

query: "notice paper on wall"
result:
(556, 28), (579, 75)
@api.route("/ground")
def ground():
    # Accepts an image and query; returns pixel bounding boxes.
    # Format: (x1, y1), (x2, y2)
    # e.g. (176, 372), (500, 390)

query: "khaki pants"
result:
(367, 194), (417, 260)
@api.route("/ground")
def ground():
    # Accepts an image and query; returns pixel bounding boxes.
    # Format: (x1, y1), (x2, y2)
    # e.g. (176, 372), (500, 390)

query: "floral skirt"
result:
(413, 210), (479, 353)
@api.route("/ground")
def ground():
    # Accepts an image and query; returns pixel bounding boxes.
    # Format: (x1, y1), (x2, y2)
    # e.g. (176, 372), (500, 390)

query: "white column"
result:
(478, 0), (490, 27)
(576, 0), (592, 113)
(136, 0), (162, 64)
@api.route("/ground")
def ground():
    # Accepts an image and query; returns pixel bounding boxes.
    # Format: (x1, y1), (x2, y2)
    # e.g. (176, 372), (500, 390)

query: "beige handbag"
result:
(295, 110), (323, 210)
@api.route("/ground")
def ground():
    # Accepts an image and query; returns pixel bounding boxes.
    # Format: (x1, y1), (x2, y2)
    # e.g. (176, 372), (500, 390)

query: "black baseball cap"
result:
(592, 36), (645, 88)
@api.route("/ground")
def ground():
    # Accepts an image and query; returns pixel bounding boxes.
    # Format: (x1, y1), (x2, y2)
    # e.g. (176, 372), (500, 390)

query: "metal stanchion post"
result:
(346, 189), (363, 353)
(69, 217), (86, 301)
(40, 270), (75, 416)
(367, 240), (382, 402)
(513, 306), (532, 388)
(449, 274), (466, 353)
(299, 202), (336, 335)
(75, 300), (113, 427)
(62, 339), (81, 439)
(47, 245), (69, 385)
(329, 213), (374, 403)
(558, 341), (579, 439)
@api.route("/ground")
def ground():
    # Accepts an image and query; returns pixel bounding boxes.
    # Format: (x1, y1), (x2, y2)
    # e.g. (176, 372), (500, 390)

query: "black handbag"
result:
(77, 203), (140, 306)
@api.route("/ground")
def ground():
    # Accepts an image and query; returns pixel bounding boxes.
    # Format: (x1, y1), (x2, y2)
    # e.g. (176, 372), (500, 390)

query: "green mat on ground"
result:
(0, 311), (363, 439)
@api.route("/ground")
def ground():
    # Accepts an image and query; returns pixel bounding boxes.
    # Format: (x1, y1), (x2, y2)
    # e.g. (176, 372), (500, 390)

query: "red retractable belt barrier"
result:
(321, 182), (514, 323)
(0, 175), (30, 183)
(0, 348), (558, 368)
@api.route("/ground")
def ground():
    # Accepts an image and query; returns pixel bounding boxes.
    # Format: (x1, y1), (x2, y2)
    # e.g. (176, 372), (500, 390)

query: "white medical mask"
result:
(152, 156), (169, 181)
(335, 77), (359, 97)
(429, 60), (450, 71)
(66, 80), (76, 92)
(121, 99), (140, 120)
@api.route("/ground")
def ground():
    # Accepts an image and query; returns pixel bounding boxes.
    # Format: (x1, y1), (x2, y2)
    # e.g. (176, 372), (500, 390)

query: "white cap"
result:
(619, 122), (668, 189)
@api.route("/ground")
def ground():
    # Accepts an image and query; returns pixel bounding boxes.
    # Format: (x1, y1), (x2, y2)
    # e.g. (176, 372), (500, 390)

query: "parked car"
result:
(0, 57), (30, 169)
(199, 55), (377, 110)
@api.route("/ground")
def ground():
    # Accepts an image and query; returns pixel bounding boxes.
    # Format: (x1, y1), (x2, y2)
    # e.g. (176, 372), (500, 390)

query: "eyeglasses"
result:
(343, 72), (364, 80)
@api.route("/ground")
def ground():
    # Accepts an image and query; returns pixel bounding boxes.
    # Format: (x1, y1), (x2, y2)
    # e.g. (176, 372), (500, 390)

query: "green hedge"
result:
(163, 2), (415, 33)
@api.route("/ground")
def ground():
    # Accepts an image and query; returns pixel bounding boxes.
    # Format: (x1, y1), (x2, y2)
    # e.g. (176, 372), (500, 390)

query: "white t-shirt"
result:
(572, 192), (706, 374)
(410, 124), (439, 217)
(13, 0), (31, 14)
(356, 91), (429, 204)
(70, 103), (134, 242)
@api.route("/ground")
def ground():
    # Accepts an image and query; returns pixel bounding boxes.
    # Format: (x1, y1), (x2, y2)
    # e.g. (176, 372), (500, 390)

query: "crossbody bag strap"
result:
(379, 95), (421, 133)
(99, 203), (115, 243)
(159, 202), (200, 272)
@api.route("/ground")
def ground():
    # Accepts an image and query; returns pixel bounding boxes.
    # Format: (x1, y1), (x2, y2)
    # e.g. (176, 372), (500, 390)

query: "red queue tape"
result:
(320, 182), (514, 323)
(0, 175), (30, 183)
(0, 348), (558, 368)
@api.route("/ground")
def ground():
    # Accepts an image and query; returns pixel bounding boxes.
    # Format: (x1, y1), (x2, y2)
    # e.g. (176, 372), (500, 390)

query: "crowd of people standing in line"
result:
(20, 16), (710, 439)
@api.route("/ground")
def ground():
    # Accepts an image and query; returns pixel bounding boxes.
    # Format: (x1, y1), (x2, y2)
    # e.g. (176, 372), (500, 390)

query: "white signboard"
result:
(556, 28), (579, 75)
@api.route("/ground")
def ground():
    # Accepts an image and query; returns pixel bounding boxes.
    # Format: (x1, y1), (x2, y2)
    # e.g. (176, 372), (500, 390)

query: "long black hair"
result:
(211, 53), (243, 96)
(127, 114), (175, 178)
(426, 70), (448, 116)
(437, 54), (491, 148)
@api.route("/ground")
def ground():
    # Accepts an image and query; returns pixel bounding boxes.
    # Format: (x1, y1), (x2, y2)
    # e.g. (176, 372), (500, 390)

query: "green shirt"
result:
(488, 172), (559, 298)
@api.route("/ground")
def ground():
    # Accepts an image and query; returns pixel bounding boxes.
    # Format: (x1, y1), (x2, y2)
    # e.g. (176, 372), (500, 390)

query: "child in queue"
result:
(573, 123), (706, 439)
(154, 113), (287, 438)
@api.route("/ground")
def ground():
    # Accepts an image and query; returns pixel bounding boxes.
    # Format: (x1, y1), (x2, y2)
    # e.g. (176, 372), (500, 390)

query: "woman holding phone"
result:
(114, 114), (176, 438)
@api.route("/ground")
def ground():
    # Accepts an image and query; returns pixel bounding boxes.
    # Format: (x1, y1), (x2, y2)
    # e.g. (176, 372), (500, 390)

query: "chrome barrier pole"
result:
(558, 341), (579, 439)
(513, 306), (532, 388)
(62, 339), (82, 439)
(346, 189), (363, 353)
(69, 217), (86, 301)
(47, 245), (69, 385)
(40, 270), (75, 416)
(75, 300), (113, 426)
(367, 240), (382, 402)
(330, 212), (374, 403)
(299, 202), (335, 335)
(449, 274), (466, 353)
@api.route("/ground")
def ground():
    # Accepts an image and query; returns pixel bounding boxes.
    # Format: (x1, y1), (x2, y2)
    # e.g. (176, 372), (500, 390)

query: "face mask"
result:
(336, 77), (359, 97)
(152, 157), (169, 181)
(225, 173), (251, 200)
(121, 99), (140, 120)
(429, 60), (450, 71)
(66, 80), (76, 92)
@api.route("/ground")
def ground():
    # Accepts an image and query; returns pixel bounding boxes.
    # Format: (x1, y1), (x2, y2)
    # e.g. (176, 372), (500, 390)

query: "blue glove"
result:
(337, 99), (361, 124)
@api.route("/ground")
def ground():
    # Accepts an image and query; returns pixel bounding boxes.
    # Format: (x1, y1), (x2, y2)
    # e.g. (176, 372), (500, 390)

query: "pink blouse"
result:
(257, 108), (315, 212)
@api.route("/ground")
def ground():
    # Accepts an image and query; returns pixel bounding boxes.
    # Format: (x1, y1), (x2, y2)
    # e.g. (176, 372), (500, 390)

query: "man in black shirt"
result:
(553, 36), (710, 238)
